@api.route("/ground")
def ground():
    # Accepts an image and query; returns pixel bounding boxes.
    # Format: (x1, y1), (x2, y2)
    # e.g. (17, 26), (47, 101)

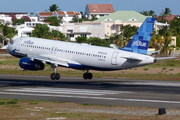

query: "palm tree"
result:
(159, 8), (172, 23)
(121, 25), (138, 47)
(162, 8), (172, 17)
(139, 10), (156, 17)
(48, 4), (61, 12)
(31, 24), (50, 38)
(0, 24), (17, 44)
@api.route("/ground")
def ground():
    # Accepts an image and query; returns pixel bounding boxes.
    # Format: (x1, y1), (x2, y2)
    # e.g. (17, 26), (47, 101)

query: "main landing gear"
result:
(50, 64), (60, 80)
(83, 70), (93, 79)
(50, 65), (93, 80)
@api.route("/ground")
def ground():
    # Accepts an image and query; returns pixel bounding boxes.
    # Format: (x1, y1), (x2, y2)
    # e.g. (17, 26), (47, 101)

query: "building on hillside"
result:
(0, 12), (30, 25)
(96, 11), (170, 37)
(156, 15), (178, 21)
(85, 4), (115, 19)
(53, 11), (82, 23)
(37, 12), (53, 21)
(59, 22), (104, 41)
(12, 21), (51, 40)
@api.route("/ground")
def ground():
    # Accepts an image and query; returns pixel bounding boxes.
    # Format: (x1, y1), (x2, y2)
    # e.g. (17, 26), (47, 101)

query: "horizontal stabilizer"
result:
(121, 56), (143, 61)
(155, 57), (176, 60)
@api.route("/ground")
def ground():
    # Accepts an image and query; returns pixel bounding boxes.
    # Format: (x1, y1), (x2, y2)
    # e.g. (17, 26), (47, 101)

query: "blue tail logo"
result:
(120, 17), (156, 55)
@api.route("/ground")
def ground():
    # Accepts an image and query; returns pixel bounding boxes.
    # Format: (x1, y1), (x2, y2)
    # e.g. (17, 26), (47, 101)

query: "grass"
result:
(1, 55), (180, 81)
(0, 99), (179, 120)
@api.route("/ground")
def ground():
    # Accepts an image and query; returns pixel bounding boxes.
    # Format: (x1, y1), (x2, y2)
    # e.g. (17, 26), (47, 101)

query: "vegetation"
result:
(47, 4), (61, 12)
(76, 36), (111, 47)
(30, 24), (68, 41)
(139, 10), (156, 17)
(0, 55), (180, 81)
(12, 16), (31, 25)
(0, 99), (179, 120)
(45, 16), (61, 26)
(0, 24), (17, 45)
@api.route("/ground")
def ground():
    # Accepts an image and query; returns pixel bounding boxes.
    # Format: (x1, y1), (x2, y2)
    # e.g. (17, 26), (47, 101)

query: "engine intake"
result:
(19, 57), (44, 71)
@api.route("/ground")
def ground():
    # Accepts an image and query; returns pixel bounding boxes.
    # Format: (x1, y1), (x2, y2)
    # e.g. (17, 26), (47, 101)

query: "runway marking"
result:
(6, 87), (132, 96)
(0, 87), (180, 104)
(0, 91), (180, 104)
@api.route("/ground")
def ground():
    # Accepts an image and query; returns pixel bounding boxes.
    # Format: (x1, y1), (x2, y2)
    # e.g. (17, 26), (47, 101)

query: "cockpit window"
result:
(10, 41), (14, 45)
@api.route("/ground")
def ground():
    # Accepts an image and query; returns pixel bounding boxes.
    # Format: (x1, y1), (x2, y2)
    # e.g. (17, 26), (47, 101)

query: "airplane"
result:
(6, 17), (175, 80)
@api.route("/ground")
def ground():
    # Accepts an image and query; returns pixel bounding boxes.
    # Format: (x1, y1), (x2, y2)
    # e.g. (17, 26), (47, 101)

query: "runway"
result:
(0, 74), (180, 109)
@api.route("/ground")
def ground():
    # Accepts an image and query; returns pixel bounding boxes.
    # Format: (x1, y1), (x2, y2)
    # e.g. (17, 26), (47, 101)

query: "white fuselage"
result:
(7, 37), (155, 71)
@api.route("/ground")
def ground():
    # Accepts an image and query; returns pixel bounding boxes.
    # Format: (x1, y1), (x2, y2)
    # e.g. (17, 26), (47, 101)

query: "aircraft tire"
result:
(50, 73), (56, 80)
(83, 73), (88, 79)
(88, 73), (93, 79)
(55, 73), (60, 80)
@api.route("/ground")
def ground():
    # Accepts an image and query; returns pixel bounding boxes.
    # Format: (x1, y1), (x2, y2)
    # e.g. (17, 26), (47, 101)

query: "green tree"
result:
(108, 33), (122, 48)
(72, 15), (78, 22)
(76, 36), (87, 43)
(45, 16), (61, 26)
(152, 26), (174, 54)
(139, 10), (156, 17)
(91, 15), (98, 21)
(48, 4), (61, 12)
(12, 18), (26, 25)
(161, 8), (172, 17)
(31, 24), (50, 38)
(51, 30), (67, 41)
(0, 24), (17, 43)
(75, 36), (110, 47)
(31, 24), (67, 41)
(121, 25), (138, 47)
(170, 17), (180, 36)
(158, 8), (172, 23)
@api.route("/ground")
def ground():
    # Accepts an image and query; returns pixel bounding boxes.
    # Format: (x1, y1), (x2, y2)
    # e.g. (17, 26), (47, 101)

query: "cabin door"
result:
(111, 52), (119, 65)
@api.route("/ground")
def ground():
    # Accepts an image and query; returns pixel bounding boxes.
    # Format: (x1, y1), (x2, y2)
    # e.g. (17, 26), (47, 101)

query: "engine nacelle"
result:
(19, 57), (44, 71)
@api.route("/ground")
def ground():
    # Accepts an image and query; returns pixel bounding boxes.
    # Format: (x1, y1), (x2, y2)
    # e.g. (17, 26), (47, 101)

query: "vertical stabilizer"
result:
(120, 17), (155, 54)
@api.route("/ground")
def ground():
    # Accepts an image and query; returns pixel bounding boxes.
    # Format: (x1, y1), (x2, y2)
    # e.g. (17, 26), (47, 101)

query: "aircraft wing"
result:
(27, 54), (82, 67)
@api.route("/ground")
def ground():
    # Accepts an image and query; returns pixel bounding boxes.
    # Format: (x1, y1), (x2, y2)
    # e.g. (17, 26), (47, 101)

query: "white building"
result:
(12, 21), (50, 40)
(85, 4), (115, 19)
(0, 12), (30, 25)
(53, 11), (82, 23)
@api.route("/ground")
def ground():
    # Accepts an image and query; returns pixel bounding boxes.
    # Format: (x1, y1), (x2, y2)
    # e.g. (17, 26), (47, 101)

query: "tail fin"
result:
(120, 17), (156, 55)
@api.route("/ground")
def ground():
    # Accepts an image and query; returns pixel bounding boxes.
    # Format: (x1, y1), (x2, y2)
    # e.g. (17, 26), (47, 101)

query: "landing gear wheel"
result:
(83, 73), (88, 79)
(51, 73), (56, 80)
(83, 73), (93, 79)
(55, 73), (60, 80)
(88, 73), (93, 79)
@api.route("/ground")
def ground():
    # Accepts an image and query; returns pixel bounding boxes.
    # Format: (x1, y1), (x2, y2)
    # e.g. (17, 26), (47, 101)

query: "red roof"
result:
(38, 12), (53, 17)
(87, 4), (115, 13)
(56, 11), (65, 15)
(156, 15), (178, 21)
(67, 11), (81, 15)
(0, 12), (28, 15)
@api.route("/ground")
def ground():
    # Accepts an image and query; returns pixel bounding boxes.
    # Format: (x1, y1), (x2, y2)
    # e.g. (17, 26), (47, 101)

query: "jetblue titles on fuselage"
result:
(24, 40), (34, 45)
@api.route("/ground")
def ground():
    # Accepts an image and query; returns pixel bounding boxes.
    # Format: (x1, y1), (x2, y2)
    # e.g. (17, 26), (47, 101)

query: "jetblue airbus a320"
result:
(6, 17), (174, 80)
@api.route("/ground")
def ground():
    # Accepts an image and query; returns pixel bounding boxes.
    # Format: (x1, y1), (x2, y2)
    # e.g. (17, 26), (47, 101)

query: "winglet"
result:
(120, 17), (156, 55)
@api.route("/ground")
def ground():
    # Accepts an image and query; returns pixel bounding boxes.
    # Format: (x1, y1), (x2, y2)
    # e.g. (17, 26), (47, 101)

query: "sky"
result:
(0, 0), (179, 16)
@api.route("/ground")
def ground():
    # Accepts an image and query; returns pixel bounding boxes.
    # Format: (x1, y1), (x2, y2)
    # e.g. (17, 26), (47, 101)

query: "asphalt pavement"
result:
(0, 74), (180, 109)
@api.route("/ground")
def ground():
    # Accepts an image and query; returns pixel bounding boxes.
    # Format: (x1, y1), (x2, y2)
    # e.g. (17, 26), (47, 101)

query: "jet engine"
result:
(19, 57), (44, 71)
